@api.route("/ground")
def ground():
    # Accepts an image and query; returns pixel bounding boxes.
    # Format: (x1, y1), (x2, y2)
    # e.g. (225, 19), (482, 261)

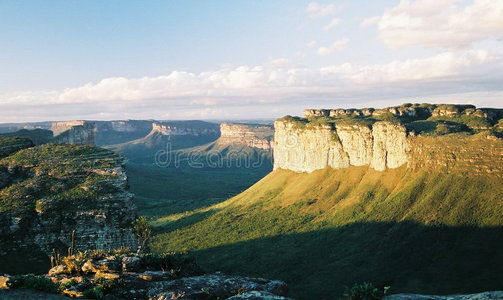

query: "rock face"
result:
(0, 143), (136, 268)
(274, 120), (408, 172)
(151, 121), (219, 136)
(275, 104), (503, 174)
(51, 121), (95, 145)
(383, 291), (503, 300)
(217, 123), (274, 150)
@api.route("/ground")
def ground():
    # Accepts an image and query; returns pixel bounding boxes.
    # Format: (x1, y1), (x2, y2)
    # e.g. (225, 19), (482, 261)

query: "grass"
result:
(428, 115), (493, 129)
(126, 163), (271, 217)
(149, 167), (503, 299)
(0, 144), (122, 213)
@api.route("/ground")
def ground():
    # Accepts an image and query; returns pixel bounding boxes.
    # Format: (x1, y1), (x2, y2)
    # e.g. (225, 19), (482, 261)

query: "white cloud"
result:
(317, 38), (350, 55)
(364, 0), (503, 49)
(295, 50), (307, 58)
(324, 18), (341, 31)
(306, 40), (317, 48)
(1, 49), (502, 121)
(306, 2), (343, 18)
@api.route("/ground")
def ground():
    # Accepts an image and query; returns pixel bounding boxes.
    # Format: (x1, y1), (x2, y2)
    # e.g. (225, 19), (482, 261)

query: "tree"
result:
(132, 216), (152, 254)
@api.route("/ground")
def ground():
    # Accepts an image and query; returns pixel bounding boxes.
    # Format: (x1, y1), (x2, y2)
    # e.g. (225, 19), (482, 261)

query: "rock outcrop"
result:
(275, 104), (503, 174)
(0, 251), (290, 299)
(274, 119), (408, 172)
(0, 143), (136, 272)
(217, 123), (274, 150)
(303, 104), (503, 124)
(383, 291), (503, 300)
(51, 121), (95, 145)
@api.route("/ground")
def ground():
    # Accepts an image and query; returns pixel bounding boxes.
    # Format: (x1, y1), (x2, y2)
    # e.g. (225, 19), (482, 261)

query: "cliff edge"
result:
(275, 103), (503, 173)
(0, 140), (136, 274)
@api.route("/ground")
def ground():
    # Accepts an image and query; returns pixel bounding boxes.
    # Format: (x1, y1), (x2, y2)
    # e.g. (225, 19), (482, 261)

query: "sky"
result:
(0, 0), (502, 122)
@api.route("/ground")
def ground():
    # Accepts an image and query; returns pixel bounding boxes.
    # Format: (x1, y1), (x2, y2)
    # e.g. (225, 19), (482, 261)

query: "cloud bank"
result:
(1, 48), (502, 122)
(363, 0), (503, 49)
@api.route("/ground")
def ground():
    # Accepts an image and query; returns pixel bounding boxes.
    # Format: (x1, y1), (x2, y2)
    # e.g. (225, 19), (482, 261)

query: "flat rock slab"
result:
(0, 289), (69, 299)
(384, 291), (503, 300)
(148, 273), (288, 299)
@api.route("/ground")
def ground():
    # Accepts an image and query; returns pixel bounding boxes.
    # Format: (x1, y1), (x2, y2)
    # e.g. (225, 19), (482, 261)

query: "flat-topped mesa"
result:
(276, 103), (503, 174)
(217, 123), (274, 150)
(150, 121), (219, 136)
(51, 121), (95, 145)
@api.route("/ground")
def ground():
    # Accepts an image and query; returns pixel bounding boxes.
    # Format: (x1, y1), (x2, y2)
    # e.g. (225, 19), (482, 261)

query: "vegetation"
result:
(277, 115), (309, 129)
(149, 167), (503, 299)
(133, 216), (152, 254)
(126, 163), (271, 216)
(428, 115), (493, 129)
(0, 137), (33, 159)
(8, 274), (60, 294)
(342, 282), (389, 300)
(0, 129), (53, 145)
(0, 144), (122, 214)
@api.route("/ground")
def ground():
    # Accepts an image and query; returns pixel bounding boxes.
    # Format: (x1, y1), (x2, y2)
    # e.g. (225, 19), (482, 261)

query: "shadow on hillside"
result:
(191, 221), (503, 300)
(153, 209), (219, 234)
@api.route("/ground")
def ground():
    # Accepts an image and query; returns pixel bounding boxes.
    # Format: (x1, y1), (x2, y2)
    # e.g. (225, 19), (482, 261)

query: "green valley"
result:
(149, 166), (503, 299)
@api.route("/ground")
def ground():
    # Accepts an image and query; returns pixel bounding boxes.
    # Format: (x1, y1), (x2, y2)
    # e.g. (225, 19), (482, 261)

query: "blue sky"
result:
(0, 0), (502, 122)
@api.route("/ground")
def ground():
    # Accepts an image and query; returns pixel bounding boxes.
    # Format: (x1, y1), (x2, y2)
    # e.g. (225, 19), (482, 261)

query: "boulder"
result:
(122, 256), (141, 272)
(227, 290), (294, 299)
(82, 259), (120, 273)
(0, 275), (11, 289)
(48, 265), (69, 277)
(383, 291), (503, 300)
(147, 273), (289, 299)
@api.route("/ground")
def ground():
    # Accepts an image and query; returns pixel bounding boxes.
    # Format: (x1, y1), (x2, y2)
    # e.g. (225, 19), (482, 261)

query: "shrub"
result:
(83, 286), (104, 299)
(8, 274), (60, 294)
(133, 216), (152, 254)
(341, 282), (388, 300)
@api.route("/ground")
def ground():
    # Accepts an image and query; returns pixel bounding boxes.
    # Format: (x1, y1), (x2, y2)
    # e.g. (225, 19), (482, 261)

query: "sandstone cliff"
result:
(275, 104), (503, 174)
(0, 141), (136, 272)
(51, 121), (95, 145)
(274, 119), (408, 172)
(217, 123), (273, 150)
(150, 121), (220, 136)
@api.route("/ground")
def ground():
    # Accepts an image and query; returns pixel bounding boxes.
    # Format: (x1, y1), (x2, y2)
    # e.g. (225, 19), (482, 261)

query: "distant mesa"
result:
(217, 123), (274, 150)
(50, 121), (95, 145)
(0, 121), (96, 146)
(151, 121), (220, 136)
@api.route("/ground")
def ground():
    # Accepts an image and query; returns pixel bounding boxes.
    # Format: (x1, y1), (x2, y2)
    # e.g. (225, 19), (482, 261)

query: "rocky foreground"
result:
(0, 250), (290, 299)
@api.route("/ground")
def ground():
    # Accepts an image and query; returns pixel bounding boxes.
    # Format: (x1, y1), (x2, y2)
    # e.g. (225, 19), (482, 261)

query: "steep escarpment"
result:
(94, 120), (153, 146)
(275, 104), (503, 173)
(0, 140), (136, 274)
(151, 121), (220, 136)
(274, 119), (408, 172)
(51, 121), (95, 145)
(217, 123), (273, 150)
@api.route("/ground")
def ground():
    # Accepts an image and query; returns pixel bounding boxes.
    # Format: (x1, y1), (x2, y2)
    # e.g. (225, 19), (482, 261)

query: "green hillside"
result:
(150, 166), (503, 299)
